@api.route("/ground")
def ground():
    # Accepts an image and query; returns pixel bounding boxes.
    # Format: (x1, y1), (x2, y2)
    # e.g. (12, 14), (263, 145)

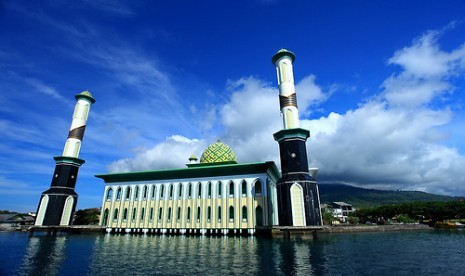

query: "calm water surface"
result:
(1, 230), (464, 275)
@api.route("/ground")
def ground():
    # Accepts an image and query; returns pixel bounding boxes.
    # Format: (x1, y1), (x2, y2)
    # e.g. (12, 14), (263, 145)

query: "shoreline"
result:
(321, 223), (433, 233)
(0, 223), (442, 235)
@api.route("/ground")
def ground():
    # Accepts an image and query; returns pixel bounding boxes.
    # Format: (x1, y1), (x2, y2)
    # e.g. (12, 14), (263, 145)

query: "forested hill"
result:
(318, 183), (458, 208)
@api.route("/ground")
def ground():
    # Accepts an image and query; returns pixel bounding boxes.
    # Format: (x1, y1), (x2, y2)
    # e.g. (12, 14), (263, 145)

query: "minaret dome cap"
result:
(75, 90), (96, 104)
(272, 48), (296, 65)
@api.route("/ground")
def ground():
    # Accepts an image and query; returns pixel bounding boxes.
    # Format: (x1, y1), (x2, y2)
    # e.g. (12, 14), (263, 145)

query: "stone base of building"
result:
(28, 225), (105, 236)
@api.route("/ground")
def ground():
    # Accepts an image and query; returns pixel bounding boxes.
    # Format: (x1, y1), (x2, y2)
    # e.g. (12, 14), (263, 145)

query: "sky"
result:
(1, 0), (465, 212)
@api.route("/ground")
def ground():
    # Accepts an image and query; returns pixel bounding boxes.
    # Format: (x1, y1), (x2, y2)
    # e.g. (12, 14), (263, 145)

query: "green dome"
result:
(200, 141), (237, 164)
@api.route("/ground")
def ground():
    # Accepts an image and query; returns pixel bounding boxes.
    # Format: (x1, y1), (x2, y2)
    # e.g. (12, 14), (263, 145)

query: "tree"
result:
(322, 208), (335, 225)
(74, 208), (100, 225)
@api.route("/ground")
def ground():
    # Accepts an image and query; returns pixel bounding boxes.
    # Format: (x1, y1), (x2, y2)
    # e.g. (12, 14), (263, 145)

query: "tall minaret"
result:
(272, 49), (322, 227)
(35, 91), (95, 226)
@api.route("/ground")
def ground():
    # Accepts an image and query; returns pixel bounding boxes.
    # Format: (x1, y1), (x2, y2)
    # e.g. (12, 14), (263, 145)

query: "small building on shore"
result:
(0, 214), (35, 231)
(331, 202), (354, 223)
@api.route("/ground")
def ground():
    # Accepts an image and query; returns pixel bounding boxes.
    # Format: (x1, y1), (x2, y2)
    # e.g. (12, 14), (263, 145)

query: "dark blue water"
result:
(1, 230), (464, 275)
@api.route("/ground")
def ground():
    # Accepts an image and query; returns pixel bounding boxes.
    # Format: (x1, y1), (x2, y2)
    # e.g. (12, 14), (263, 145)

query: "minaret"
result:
(272, 49), (322, 226)
(35, 91), (95, 226)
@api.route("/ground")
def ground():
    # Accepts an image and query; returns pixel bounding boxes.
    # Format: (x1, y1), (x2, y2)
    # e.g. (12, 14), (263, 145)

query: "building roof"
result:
(332, 202), (352, 207)
(199, 140), (237, 164)
(96, 161), (281, 184)
(0, 214), (35, 223)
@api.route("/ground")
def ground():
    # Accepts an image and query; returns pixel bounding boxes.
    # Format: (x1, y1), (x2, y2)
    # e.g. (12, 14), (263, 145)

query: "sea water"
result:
(1, 230), (464, 275)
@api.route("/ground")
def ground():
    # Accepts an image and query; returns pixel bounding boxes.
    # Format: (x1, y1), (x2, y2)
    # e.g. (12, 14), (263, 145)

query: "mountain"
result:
(318, 183), (458, 208)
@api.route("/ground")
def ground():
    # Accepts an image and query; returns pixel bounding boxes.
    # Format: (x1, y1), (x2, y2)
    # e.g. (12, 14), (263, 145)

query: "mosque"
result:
(35, 49), (323, 235)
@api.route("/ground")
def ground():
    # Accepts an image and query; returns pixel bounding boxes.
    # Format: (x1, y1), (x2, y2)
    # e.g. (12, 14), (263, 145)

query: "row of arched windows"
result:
(105, 180), (263, 202)
(105, 205), (253, 224)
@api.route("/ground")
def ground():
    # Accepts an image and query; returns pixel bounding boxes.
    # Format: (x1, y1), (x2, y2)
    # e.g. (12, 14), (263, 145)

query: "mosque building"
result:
(96, 49), (323, 235)
(97, 142), (280, 235)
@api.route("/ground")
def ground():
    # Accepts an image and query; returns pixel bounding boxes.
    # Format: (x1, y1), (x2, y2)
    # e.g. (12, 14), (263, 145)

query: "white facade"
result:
(99, 165), (280, 235)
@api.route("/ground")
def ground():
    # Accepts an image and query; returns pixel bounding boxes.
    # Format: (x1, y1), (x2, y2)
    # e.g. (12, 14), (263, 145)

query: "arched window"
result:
(188, 183), (192, 198)
(254, 180), (262, 195)
(256, 206), (263, 226)
(125, 186), (131, 200)
(242, 206), (247, 222)
(169, 184), (174, 199)
(113, 208), (119, 220)
(135, 186), (139, 200)
(143, 185), (148, 200)
(149, 207), (153, 221)
(151, 185), (156, 199)
(197, 183), (202, 199)
(178, 184), (183, 198)
(218, 206), (222, 222)
(167, 207), (172, 222)
(123, 208), (128, 220)
(160, 185), (165, 199)
(187, 207), (191, 222)
(102, 208), (109, 226)
(197, 206), (201, 222)
(177, 207), (181, 221)
(116, 188), (122, 201)
(106, 188), (113, 201)
(207, 206), (211, 222)
(218, 182), (222, 198)
(158, 207), (163, 221)
(241, 181), (247, 197)
(141, 208), (145, 220)
(229, 182), (234, 197)
(208, 182), (212, 198)
(229, 206), (234, 222)
(132, 208), (137, 221)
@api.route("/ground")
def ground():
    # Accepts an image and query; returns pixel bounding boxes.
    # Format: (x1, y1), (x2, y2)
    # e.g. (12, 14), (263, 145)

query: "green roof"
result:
(95, 161), (280, 184)
(272, 48), (296, 64)
(75, 90), (96, 104)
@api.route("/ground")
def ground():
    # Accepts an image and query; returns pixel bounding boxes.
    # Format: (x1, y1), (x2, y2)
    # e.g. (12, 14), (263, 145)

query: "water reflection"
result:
(5, 231), (465, 275)
(18, 233), (330, 275)
(21, 235), (67, 275)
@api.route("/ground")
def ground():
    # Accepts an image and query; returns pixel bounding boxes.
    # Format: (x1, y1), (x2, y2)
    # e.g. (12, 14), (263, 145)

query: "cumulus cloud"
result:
(383, 30), (465, 108)
(107, 29), (465, 196)
(109, 135), (207, 173)
(304, 30), (465, 195)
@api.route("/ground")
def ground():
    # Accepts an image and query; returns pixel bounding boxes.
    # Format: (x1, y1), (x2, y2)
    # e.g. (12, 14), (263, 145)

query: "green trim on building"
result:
(96, 161), (281, 183)
(273, 128), (310, 142)
(53, 156), (85, 166)
(272, 49), (296, 64)
(186, 160), (237, 168)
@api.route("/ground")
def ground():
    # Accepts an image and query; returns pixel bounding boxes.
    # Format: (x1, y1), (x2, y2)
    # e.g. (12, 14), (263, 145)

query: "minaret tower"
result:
(272, 49), (322, 226)
(35, 91), (95, 226)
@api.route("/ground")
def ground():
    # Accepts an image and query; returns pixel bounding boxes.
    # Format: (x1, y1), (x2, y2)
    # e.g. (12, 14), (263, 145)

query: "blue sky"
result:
(2, 0), (465, 212)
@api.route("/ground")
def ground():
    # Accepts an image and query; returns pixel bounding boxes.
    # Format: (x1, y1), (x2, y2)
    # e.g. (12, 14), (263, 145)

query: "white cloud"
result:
(384, 30), (465, 108)
(108, 135), (207, 173)
(102, 29), (465, 197)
